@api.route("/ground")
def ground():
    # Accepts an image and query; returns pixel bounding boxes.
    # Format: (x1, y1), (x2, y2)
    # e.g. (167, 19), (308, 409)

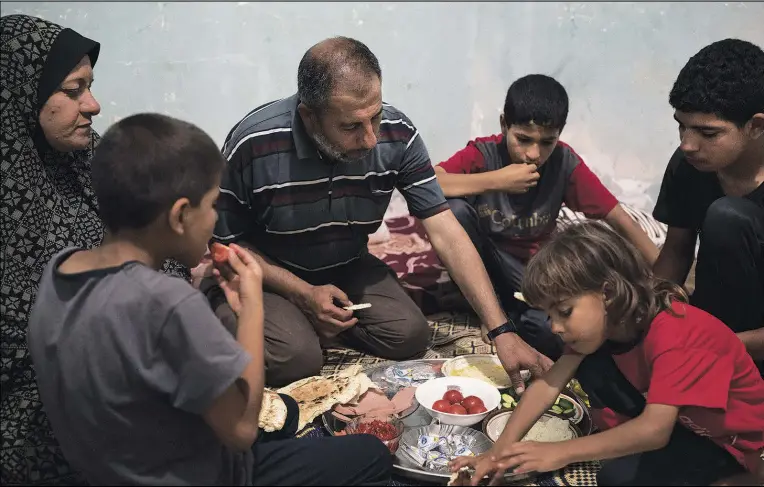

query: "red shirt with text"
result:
(587, 303), (764, 472)
(438, 134), (617, 260)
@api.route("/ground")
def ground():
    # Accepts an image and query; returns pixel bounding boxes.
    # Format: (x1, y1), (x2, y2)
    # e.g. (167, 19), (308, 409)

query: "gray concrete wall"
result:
(4, 1), (763, 211)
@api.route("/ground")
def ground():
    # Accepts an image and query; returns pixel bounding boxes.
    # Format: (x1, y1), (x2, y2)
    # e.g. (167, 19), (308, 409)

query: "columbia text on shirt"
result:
(437, 134), (617, 260)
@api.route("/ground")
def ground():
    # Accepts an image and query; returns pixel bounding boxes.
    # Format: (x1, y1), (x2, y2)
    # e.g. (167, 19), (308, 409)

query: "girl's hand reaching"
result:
(449, 449), (509, 486)
(489, 441), (571, 475)
(450, 441), (572, 486)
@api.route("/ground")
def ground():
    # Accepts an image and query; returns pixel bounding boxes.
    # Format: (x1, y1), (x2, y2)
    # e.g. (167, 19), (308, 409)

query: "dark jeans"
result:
(202, 253), (431, 387)
(596, 428), (745, 486)
(692, 196), (764, 373)
(253, 394), (392, 486)
(448, 198), (564, 361)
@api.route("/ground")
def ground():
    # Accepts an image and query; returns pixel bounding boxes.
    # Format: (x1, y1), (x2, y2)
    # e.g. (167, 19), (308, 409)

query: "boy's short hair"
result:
(91, 113), (225, 233)
(503, 74), (569, 131)
(670, 39), (764, 127)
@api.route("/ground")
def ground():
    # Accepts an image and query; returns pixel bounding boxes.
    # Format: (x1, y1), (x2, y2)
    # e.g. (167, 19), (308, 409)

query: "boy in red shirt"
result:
(451, 222), (764, 486)
(435, 75), (658, 360)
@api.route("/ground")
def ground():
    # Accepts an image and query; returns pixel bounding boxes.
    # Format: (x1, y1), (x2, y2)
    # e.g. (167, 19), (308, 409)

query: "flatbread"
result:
(258, 389), (287, 433)
(277, 365), (378, 430)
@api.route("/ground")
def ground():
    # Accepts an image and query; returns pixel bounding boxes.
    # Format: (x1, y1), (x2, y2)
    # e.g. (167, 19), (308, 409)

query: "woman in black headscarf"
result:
(1, 15), (104, 485)
(1, 14), (187, 485)
(1, 14), (103, 485)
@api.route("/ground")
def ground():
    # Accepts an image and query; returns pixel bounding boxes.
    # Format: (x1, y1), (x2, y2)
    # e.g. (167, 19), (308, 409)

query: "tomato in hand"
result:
(461, 396), (485, 410)
(443, 390), (464, 404)
(432, 400), (452, 413)
(448, 404), (468, 415)
(210, 243), (229, 264)
(210, 243), (235, 280)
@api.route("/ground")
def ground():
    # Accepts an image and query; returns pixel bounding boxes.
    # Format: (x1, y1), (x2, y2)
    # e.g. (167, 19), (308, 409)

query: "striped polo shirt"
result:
(213, 94), (448, 273)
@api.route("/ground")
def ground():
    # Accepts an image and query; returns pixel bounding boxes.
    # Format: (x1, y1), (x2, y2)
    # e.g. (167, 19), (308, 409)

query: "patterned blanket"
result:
(368, 202), (668, 315)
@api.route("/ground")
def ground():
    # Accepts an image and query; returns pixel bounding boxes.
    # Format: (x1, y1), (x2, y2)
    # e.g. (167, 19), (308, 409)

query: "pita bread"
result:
(276, 365), (378, 430)
(258, 389), (287, 433)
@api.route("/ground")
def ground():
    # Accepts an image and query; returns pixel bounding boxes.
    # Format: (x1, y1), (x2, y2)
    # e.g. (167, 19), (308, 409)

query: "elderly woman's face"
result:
(39, 55), (101, 152)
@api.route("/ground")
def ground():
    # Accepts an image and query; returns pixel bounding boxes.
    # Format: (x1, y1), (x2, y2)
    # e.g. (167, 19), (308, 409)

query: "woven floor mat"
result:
(320, 312), (496, 377)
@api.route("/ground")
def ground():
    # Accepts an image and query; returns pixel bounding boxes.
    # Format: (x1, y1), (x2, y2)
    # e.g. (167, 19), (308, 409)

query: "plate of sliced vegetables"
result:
(501, 391), (586, 426)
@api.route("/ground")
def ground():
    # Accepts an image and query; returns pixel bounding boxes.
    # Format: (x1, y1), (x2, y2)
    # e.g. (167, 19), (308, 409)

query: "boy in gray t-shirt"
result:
(28, 114), (391, 486)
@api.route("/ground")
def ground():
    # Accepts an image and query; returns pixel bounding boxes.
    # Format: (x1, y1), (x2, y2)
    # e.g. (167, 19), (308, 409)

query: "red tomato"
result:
(448, 404), (468, 415)
(461, 396), (484, 410)
(210, 243), (229, 265)
(443, 390), (464, 404)
(432, 400), (452, 413)
(467, 405), (487, 415)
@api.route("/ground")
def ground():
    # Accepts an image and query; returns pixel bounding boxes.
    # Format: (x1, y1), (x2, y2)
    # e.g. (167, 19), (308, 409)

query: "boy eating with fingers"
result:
(435, 74), (658, 361)
(27, 113), (392, 486)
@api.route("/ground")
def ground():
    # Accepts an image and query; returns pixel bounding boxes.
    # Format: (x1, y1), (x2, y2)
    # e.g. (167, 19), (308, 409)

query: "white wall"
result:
(4, 1), (763, 211)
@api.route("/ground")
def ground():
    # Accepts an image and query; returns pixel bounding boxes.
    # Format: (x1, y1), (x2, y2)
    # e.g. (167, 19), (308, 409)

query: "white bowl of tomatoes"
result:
(415, 376), (501, 427)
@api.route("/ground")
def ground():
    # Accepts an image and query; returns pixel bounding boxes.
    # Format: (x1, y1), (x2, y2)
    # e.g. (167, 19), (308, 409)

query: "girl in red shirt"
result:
(452, 221), (764, 486)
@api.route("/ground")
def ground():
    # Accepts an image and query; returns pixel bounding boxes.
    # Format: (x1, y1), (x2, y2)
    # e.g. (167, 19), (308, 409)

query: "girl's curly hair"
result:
(522, 221), (687, 335)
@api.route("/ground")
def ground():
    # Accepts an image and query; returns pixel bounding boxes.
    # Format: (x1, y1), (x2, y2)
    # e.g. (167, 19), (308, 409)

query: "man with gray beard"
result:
(206, 37), (551, 387)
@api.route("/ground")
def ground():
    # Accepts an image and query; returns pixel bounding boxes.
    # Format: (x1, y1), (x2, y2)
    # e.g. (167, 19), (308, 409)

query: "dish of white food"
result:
(522, 416), (576, 442)
(485, 413), (577, 443)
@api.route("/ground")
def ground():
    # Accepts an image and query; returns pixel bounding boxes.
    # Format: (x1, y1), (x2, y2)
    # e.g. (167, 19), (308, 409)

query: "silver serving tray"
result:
(322, 359), (454, 482)
(395, 424), (493, 483)
(321, 359), (447, 433)
(395, 424), (534, 484)
(321, 359), (593, 484)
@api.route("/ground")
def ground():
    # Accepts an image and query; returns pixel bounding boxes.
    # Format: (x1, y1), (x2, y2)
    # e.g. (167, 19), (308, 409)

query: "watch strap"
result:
(486, 320), (518, 342)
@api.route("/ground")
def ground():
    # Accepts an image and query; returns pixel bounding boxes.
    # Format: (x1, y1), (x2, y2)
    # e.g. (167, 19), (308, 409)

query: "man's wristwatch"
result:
(486, 320), (519, 342)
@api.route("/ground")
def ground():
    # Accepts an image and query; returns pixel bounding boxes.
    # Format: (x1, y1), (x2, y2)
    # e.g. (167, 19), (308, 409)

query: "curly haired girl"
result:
(452, 221), (764, 486)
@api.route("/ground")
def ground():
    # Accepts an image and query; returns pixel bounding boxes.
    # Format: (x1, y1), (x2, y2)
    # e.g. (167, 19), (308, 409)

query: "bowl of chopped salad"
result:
(341, 414), (405, 454)
(500, 388), (592, 435)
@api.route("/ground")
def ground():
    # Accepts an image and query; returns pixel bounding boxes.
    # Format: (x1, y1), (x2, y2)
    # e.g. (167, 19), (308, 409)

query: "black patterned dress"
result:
(0, 15), (187, 485)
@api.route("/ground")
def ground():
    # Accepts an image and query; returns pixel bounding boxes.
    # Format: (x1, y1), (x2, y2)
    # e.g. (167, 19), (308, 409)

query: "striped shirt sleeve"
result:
(212, 139), (256, 243)
(395, 122), (449, 219)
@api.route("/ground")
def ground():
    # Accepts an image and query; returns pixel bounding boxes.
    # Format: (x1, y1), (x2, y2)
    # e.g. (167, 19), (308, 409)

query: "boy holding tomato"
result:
(27, 114), (392, 486)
